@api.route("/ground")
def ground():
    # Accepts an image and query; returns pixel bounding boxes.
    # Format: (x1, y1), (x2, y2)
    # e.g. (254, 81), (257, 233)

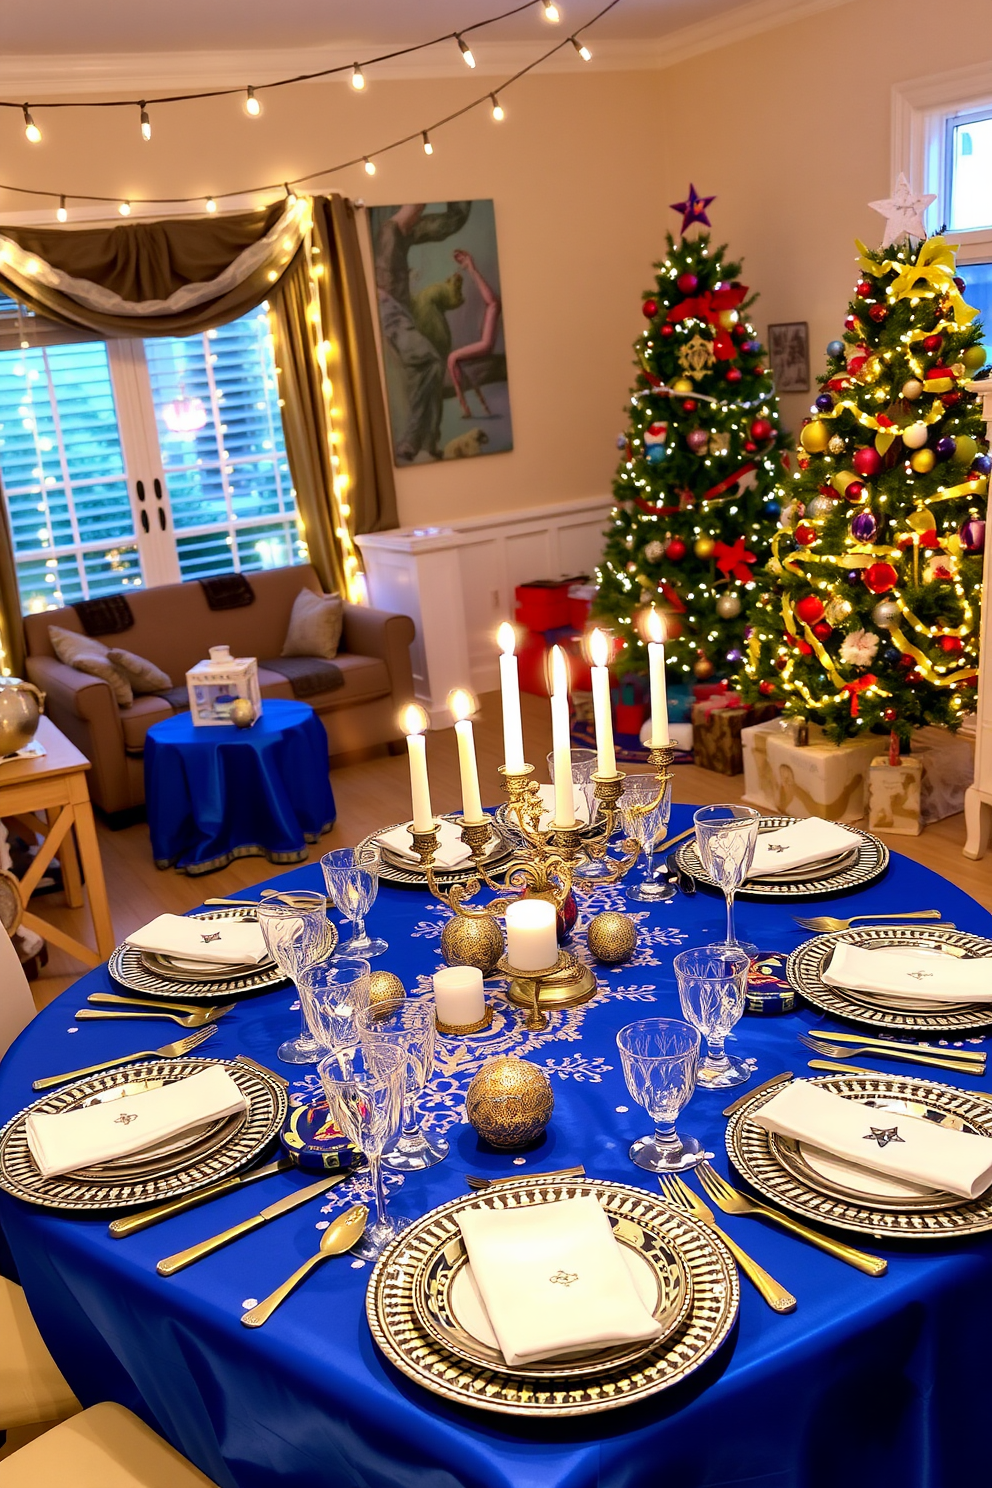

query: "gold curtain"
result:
(0, 482), (24, 677)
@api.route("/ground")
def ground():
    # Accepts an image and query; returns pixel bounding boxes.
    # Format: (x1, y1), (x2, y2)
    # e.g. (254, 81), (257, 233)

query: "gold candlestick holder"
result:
(495, 949), (594, 1031)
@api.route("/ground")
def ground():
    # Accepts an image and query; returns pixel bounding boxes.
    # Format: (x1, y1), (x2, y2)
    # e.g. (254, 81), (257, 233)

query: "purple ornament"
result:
(973, 454), (992, 476)
(845, 571), (861, 585)
(935, 435), (956, 460)
(686, 428), (709, 453)
(726, 649), (743, 663)
(960, 518), (986, 554)
(851, 510), (878, 542)
(743, 626), (754, 640)
(616, 433), (627, 450)
(743, 339), (761, 353)
(814, 393), (834, 412)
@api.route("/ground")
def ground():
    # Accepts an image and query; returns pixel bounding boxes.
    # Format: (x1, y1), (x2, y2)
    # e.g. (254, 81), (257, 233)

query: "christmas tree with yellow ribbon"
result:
(739, 178), (989, 743)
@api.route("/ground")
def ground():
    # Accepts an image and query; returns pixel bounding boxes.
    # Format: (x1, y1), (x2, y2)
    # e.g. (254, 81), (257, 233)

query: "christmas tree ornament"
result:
(882, 707), (897, 722)
(671, 377), (694, 394)
(899, 653), (916, 669)
(935, 436), (956, 460)
(683, 399), (698, 413)
(868, 304), (888, 323)
(677, 271), (699, 294)
(959, 518), (986, 553)
(839, 628), (880, 667)
(901, 379), (923, 400)
(844, 314), (858, 332)
(642, 299), (658, 318)
(910, 448), (936, 474)
(795, 523), (817, 546)
(962, 345), (987, 370)
(644, 540), (664, 562)
(812, 620), (833, 640)
(951, 362), (967, 379)
(678, 334), (716, 382)
(725, 367), (742, 383)
(851, 510), (878, 541)
(902, 422), (929, 449)
(939, 635), (964, 654)
(952, 436), (978, 465)
(693, 656), (715, 679)
(826, 340), (845, 358)
(646, 444), (667, 464)
(923, 333), (942, 353)
(616, 433), (629, 451)
(718, 309), (739, 330)
(686, 428), (710, 453)
(795, 594), (825, 624)
(666, 537), (687, 560)
(856, 280), (873, 297)
(828, 435), (846, 455)
(466, 1057), (554, 1150)
(830, 470), (858, 498)
(693, 534), (716, 559)
(863, 562), (899, 594)
(758, 679), (775, 695)
(868, 174), (936, 245)
(844, 481), (868, 504)
(807, 495), (836, 520)
(660, 323), (674, 339)
(882, 646), (900, 666)
(779, 501), (802, 528)
(750, 417), (774, 442)
(716, 592), (742, 618)
(644, 420), (668, 446)
(586, 911), (638, 965)
(973, 454), (992, 476)
(800, 420), (830, 453)
(853, 447), (883, 478)
(825, 596), (852, 625)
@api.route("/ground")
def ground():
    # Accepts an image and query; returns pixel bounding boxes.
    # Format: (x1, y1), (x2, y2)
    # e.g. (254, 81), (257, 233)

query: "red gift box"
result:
(615, 701), (646, 735)
(515, 580), (572, 632)
(517, 629), (592, 696)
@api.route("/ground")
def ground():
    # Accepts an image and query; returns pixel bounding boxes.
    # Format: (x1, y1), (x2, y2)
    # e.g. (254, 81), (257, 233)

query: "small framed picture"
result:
(767, 321), (810, 393)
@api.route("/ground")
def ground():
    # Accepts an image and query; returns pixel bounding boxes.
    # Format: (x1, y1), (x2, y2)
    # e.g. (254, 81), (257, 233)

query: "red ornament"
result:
(682, 400), (697, 413)
(869, 304), (888, 323)
(942, 392), (961, 407)
(863, 561), (899, 594)
(813, 621), (833, 640)
(795, 594), (825, 625)
(642, 299), (658, 318)
(939, 635), (964, 653)
(666, 537), (687, 561)
(795, 523), (817, 547)
(844, 314), (858, 332)
(923, 334), (942, 353)
(744, 441), (757, 453)
(758, 680), (775, 695)
(875, 414), (894, 428)
(750, 418), (773, 442)
(905, 670), (922, 685)
(898, 653), (915, 669)
(753, 366), (765, 376)
(795, 638), (813, 656)
(844, 481), (867, 504)
(856, 280), (872, 297)
(676, 272), (699, 294)
(852, 447), (882, 479)
(725, 367), (743, 383)
(847, 354), (868, 378)
(882, 707), (897, 723)
(660, 324), (674, 338)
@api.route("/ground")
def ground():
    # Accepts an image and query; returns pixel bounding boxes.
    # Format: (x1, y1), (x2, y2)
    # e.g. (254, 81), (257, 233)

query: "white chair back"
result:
(0, 927), (36, 1059)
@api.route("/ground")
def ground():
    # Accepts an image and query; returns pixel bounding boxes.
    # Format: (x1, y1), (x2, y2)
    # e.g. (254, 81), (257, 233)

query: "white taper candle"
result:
(449, 689), (484, 823)
(645, 608), (670, 747)
(589, 628), (617, 777)
(402, 704), (434, 832)
(549, 645), (575, 827)
(497, 623), (525, 773)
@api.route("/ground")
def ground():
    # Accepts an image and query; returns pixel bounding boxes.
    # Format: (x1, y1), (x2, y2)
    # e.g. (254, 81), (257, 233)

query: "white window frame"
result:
(893, 62), (992, 266)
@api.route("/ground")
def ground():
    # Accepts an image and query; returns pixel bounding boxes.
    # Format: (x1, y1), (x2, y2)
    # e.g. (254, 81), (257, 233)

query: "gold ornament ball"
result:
(694, 656), (715, 679)
(586, 911), (638, 966)
(910, 447), (937, 474)
(441, 913), (505, 974)
(466, 1056), (554, 1150)
(694, 535), (716, 559)
(671, 377), (695, 394)
(367, 970), (407, 1015)
(230, 698), (255, 729)
(718, 309), (739, 330)
(828, 435), (846, 455)
(799, 420), (830, 454)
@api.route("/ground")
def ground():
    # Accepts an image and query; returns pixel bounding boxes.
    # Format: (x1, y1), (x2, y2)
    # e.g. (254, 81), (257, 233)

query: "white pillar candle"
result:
(549, 645), (575, 827)
(448, 689), (484, 823)
(506, 899), (558, 973)
(433, 965), (486, 1027)
(497, 623), (526, 773)
(402, 704), (434, 832)
(588, 629), (617, 777)
(645, 608), (670, 747)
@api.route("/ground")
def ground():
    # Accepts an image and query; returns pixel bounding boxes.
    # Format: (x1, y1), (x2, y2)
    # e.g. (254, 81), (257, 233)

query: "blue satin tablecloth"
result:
(144, 699), (336, 875)
(1, 802), (991, 1488)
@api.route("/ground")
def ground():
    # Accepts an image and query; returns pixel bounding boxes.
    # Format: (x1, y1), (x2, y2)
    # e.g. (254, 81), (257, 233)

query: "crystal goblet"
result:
(318, 1044), (409, 1261)
(322, 845), (387, 958)
(359, 997), (448, 1171)
(616, 1016), (702, 1172)
(693, 804), (760, 960)
(674, 944), (753, 1088)
(256, 893), (336, 1065)
(297, 957), (372, 1076)
(619, 773), (673, 902)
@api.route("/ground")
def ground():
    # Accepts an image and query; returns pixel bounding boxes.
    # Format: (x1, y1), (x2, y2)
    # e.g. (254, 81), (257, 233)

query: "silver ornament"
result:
(824, 596), (851, 626)
(828, 435), (846, 455)
(871, 600), (899, 629)
(807, 494), (837, 520)
(644, 540), (664, 562)
(779, 501), (803, 529)
(716, 592), (741, 619)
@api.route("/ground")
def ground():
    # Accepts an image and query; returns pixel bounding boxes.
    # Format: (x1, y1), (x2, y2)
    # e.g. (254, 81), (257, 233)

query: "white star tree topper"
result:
(868, 174), (936, 246)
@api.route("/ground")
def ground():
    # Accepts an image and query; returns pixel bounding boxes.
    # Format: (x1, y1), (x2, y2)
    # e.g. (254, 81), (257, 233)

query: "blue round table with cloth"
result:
(144, 698), (336, 875)
(1, 802), (991, 1488)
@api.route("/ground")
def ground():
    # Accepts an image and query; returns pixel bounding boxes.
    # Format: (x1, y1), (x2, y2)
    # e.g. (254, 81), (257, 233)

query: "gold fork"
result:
(74, 1005), (227, 1029)
(798, 1032), (986, 1074)
(658, 1174), (796, 1313)
(32, 1026), (217, 1091)
(464, 1164), (585, 1190)
(793, 910), (944, 934)
(88, 993), (235, 1018)
(695, 1162), (887, 1276)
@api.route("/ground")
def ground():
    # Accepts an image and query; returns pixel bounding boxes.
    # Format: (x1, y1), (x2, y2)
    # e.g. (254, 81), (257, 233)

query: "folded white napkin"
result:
(823, 940), (992, 1005)
(456, 1196), (663, 1367)
(752, 1081), (992, 1200)
(748, 817), (861, 877)
(378, 818), (472, 869)
(535, 785), (591, 832)
(126, 914), (268, 967)
(27, 1067), (247, 1178)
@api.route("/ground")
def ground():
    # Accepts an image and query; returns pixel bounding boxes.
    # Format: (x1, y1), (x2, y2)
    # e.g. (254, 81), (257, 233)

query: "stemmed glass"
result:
(322, 845), (387, 958)
(674, 945), (753, 1088)
(619, 773), (674, 902)
(256, 894), (337, 1065)
(318, 1043), (409, 1261)
(297, 957), (372, 1077)
(693, 804), (760, 960)
(358, 997), (448, 1171)
(616, 1017), (702, 1172)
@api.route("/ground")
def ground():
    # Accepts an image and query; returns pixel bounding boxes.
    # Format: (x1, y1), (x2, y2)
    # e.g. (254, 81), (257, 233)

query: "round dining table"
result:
(1, 802), (990, 1488)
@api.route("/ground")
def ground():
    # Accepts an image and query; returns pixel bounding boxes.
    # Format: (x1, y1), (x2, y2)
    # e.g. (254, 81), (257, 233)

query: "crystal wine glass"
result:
(674, 945), (753, 1088)
(359, 997), (448, 1171)
(616, 1017), (702, 1172)
(547, 747), (603, 879)
(256, 893), (336, 1065)
(619, 773), (673, 902)
(693, 804), (760, 960)
(318, 1043), (409, 1261)
(297, 957), (372, 1077)
(321, 845), (387, 958)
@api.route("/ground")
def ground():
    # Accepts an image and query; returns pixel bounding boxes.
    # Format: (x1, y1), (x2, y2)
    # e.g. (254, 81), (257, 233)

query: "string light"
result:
(542, 2), (561, 18)
(22, 106), (40, 143)
(363, 157), (376, 176)
(245, 86), (260, 116)
(570, 36), (592, 60)
(456, 35), (476, 67)
(422, 131), (434, 156)
(283, 183), (297, 205)
(490, 93), (505, 120)
(56, 195), (66, 222)
(351, 64), (366, 91)
(119, 201), (131, 216)
(205, 197), (217, 213)
(139, 105), (151, 142)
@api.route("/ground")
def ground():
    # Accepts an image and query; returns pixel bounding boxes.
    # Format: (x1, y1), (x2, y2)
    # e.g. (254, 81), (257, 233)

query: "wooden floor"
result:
(23, 690), (992, 1009)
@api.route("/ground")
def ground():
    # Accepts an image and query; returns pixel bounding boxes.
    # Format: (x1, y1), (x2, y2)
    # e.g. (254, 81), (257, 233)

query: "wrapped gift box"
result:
(742, 719), (889, 822)
(514, 577), (587, 632)
(910, 726), (975, 824)
(516, 628), (592, 696)
(868, 756), (923, 836)
(692, 700), (779, 776)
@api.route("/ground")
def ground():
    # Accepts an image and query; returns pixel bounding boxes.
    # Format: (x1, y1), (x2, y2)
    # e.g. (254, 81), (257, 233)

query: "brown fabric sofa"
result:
(22, 565), (415, 817)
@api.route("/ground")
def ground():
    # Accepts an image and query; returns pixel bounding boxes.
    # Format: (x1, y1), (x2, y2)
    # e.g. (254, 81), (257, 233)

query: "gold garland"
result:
(855, 236), (979, 326)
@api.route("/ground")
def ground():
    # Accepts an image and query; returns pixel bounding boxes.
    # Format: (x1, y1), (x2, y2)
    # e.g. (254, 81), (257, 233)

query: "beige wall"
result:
(3, 0), (991, 532)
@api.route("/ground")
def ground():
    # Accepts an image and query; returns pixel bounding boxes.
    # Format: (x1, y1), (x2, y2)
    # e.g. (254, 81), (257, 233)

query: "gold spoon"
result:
(240, 1204), (369, 1328)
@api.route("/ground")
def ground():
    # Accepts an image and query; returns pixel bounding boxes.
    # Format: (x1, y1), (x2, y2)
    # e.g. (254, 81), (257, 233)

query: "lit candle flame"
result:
(497, 622), (517, 656)
(589, 628), (610, 669)
(448, 688), (476, 722)
(401, 703), (429, 736)
(644, 607), (666, 645)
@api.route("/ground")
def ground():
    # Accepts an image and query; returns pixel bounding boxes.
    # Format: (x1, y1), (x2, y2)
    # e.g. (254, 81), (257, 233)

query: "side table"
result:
(145, 699), (337, 875)
(0, 717), (114, 968)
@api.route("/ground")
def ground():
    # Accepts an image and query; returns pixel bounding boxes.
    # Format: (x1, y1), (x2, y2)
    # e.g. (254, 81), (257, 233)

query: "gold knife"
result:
(110, 1156), (295, 1238)
(808, 1056), (980, 1077)
(157, 1171), (349, 1275)
(809, 1029), (985, 1065)
(722, 1072), (794, 1118)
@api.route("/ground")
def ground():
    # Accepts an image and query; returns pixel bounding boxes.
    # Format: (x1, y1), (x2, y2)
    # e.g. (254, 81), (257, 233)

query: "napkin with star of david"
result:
(748, 817), (862, 877)
(26, 1066), (247, 1178)
(752, 1081), (992, 1198)
(456, 1195), (663, 1366)
(822, 940), (992, 1005)
(125, 913), (268, 967)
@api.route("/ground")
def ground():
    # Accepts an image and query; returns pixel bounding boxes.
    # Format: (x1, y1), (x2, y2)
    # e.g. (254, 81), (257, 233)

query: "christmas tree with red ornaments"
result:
(594, 187), (788, 686)
(738, 177), (989, 744)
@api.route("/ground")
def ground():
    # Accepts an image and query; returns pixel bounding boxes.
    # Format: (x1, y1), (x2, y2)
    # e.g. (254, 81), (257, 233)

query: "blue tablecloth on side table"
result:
(1, 802), (992, 1488)
(144, 698), (336, 875)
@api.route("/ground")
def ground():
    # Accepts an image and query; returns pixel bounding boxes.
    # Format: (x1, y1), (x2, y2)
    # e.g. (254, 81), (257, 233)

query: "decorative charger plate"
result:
(787, 925), (992, 1033)
(366, 1176), (739, 1417)
(674, 817), (888, 900)
(0, 1056), (288, 1212)
(726, 1072), (992, 1239)
(364, 818), (515, 891)
(108, 907), (300, 1003)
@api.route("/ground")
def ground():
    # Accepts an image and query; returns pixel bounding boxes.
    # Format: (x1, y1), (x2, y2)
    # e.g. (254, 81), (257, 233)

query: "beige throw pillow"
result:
(107, 648), (172, 695)
(281, 588), (343, 660)
(48, 626), (134, 708)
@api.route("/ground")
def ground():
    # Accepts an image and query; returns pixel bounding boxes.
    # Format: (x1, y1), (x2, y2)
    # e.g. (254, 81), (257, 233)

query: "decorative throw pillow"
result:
(281, 588), (344, 660)
(107, 648), (172, 695)
(48, 626), (133, 708)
